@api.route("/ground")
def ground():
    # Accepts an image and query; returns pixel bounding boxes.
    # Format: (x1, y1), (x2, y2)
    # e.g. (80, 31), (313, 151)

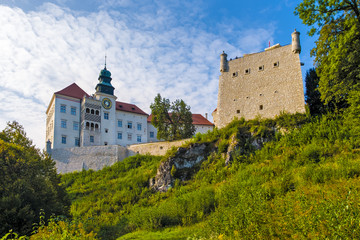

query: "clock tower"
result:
(94, 61), (117, 146)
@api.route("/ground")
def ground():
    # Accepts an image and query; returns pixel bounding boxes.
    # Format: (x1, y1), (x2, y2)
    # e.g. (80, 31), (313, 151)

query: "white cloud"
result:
(0, 2), (275, 149)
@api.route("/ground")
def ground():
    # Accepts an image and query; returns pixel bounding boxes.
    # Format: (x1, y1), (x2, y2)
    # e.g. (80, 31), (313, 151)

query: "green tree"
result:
(295, 1), (360, 109)
(305, 68), (324, 115)
(0, 121), (69, 236)
(150, 94), (195, 141)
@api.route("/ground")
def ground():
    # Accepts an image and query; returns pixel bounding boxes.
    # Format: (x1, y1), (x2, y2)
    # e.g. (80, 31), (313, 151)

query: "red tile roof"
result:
(116, 101), (148, 116)
(147, 114), (214, 126)
(55, 83), (147, 115)
(55, 83), (89, 99)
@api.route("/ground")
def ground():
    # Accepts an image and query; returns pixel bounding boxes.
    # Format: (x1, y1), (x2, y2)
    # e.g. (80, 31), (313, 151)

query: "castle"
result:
(212, 30), (305, 128)
(45, 64), (213, 152)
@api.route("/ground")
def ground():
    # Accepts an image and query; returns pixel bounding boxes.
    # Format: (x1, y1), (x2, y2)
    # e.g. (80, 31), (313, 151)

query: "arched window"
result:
(91, 123), (94, 128)
(95, 124), (99, 129)
(86, 108), (90, 113)
(91, 109), (95, 114)
(96, 110), (99, 115)
(86, 122), (90, 130)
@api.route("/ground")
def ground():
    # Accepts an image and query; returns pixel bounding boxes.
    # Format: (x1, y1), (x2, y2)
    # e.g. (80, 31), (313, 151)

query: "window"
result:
(61, 120), (67, 128)
(71, 107), (76, 115)
(137, 123), (142, 131)
(237, 110), (240, 114)
(259, 65), (264, 71)
(61, 135), (67, 144)
(118, 132), (122, 139)
(128, 133), (132, 141)
(60, 105), (66, 113)
(90, 136), (94, 143)
(73, 121), (79, 130)
(104, 112), (109, 120)
(150, 131), (154, 138)
(104, 142), (108, 146)
(232, 72), (238, 77)
(137, 135), (141, 143)
(75, 137), (80, 146)
(105, 128), (108, 133)
(273, 61), (279, 67)
(259, 105), (264, 110)
(245, 68), (250, 74)
(118, 120), (123, 127)
(127, 121), (132, 129)
(96, 110), (99, 115)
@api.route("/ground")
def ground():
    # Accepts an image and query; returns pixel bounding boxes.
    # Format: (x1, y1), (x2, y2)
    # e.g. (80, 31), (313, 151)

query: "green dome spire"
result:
(95, 56), (115, 95)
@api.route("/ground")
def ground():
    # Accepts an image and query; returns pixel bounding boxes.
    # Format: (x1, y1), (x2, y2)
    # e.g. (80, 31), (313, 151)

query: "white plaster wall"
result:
(53, 96), (81, 149)
(115, 111), (148, 146)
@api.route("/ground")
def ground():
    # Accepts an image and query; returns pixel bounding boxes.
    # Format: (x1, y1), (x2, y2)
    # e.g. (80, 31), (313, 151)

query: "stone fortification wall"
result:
(53, 145), (128, 173)
(52, 139), (190, 173)
(127, 139), (190, 156)
(215, 44), (305, 128)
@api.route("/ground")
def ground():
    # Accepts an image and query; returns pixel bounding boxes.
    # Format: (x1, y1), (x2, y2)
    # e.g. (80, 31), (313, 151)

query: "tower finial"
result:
(104, 54), (107, 69)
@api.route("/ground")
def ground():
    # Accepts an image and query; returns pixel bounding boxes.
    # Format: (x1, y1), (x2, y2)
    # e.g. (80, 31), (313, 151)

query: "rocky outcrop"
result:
(150, 142), (212, 192)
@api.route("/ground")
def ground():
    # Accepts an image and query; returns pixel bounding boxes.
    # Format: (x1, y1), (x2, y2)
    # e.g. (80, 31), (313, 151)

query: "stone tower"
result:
(291, 29), (301, 54)
(213, 30), (305, 128)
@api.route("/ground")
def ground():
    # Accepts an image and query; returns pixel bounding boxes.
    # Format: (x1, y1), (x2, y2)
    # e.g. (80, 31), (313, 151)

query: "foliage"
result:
(0, 122), (69, 236)
(305, 68), (325, 115)
(150, 93), (195, 141)
(295, 0), (360, 108)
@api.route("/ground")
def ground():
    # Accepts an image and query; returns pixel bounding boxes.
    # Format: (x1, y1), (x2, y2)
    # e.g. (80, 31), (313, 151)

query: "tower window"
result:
(75, 137), (80, 146)
(245, 68), (250, 74)
(104, 142), (108, 146)
(259, 105), (264, 110)
(60, 105), (66, 113)
(105, 128), (108, 133)
(90, 136), (94, 143)
(71, 107), (76, 115)
(86, 108), (90, 113)
(96, 110), (99, 115)
(118, 120), (123, 127)
(259, 65), (264, 71)
(273, 61), (279, 67)
(232, 72), (238, 77)
(73, 121), (79, 130)
(61, 120), (67, 128)
(137, 123), (142, 131)
(91, 109), (95, 114)
(104, 112), (109, 120)
(237, 110), (240, 114)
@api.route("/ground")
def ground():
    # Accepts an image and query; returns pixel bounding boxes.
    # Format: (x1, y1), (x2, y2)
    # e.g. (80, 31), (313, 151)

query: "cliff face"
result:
(151, 128), (273, 192)
(150, 142), (213, 192)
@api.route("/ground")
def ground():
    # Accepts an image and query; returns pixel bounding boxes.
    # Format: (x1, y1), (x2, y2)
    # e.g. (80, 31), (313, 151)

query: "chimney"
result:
(205, 113), (208, 119)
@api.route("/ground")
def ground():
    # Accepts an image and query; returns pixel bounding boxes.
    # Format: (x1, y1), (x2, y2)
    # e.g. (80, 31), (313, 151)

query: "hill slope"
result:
(61, 113), (360, 239)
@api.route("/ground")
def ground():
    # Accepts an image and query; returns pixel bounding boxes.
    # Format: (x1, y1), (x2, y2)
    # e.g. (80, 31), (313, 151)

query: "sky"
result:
(0, 0), (315, 149)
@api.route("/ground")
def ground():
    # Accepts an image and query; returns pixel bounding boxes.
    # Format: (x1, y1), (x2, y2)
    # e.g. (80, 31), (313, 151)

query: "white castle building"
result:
(45, 64), (213, 151)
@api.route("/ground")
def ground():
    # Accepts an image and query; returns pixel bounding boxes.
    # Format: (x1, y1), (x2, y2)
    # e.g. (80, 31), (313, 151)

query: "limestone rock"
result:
(151, 142), (212, 192)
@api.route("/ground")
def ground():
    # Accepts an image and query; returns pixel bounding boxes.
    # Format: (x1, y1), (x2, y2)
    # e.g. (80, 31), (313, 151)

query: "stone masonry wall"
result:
(52, 139), (190, 173)
(215, 44), (305, 128)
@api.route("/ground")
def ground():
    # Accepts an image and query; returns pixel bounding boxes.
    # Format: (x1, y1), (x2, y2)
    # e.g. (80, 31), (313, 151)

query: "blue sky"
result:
(0, 0), (315, 149)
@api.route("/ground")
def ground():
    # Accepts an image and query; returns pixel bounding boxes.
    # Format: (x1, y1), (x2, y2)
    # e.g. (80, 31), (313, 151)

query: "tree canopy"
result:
(0, 121), (69, 236)
(150, 94), (195, 141)
(295, 0), (360, 108)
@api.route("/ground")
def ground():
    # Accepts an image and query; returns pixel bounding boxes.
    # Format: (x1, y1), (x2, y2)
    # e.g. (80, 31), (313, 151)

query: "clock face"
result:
(102, 98), (112, 109)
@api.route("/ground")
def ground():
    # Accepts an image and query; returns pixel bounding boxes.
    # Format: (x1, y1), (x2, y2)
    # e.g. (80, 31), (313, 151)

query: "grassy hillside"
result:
(59, 112), (360, 239)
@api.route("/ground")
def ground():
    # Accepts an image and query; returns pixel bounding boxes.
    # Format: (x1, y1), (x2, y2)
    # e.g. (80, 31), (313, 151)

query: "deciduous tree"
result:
(0, 121), (69, 236)
(150, 94), (195, 141)
(295, 1), (360, 109)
